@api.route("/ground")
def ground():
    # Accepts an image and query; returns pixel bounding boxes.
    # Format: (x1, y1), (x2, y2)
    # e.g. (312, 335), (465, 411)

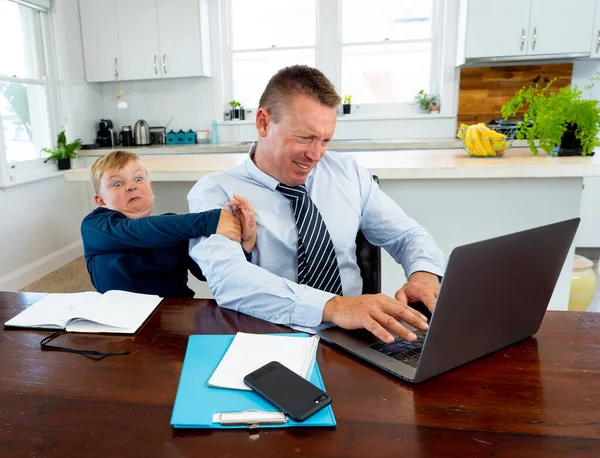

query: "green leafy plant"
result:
(413, 90), (438, 111)
(228, 99), (241, 109)
(41, 130), (82, 161)
(501, 78), (600, 156)
(343, 94), (352, 105)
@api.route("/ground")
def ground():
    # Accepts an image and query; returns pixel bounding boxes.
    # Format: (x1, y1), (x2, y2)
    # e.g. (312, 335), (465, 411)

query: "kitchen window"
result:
(0, 0), (59, 187)
(223, 0), (441, 115)
(225, 0), (316, 110)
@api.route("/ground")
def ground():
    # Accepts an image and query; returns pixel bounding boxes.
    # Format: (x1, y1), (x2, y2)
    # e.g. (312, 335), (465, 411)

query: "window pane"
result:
(230, 0), (315, 50)
(341, 43), (431, 103)
(342, 0), (432, 43)
(232, 49), (315, 108)
(0, 1), (43, 79)
(1, 82), (51, 162)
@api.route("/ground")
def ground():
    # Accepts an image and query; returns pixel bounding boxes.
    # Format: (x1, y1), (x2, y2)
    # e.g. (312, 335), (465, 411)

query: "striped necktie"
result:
(277, 183), (343, 295)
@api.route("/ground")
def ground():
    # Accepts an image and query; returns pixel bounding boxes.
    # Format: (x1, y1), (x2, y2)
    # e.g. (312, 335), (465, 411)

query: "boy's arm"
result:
(81, 207), (221, 254)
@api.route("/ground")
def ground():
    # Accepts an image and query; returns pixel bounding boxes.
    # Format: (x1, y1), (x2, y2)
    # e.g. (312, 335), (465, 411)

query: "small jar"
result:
(568, 255), (597, 311)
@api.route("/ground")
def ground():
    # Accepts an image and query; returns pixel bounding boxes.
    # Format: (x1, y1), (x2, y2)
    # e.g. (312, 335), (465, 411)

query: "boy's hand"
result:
(226, 194), (256, 254)
(216, 208), (242, 243)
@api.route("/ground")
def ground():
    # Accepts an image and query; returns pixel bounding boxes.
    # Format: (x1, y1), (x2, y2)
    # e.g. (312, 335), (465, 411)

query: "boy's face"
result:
(94, 160), (154, 219)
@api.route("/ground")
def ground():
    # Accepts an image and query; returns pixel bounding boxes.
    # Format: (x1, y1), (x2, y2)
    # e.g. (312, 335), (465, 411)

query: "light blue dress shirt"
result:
(188, 147), (445, 328)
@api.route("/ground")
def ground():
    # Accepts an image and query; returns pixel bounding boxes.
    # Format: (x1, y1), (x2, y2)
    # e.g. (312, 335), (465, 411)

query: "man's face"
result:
(94, 160), (154, 219)
(257, 94), (337, 187)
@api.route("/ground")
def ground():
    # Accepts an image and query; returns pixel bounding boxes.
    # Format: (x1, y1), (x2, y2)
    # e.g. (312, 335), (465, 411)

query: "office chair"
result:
(355, 175), (381, 295)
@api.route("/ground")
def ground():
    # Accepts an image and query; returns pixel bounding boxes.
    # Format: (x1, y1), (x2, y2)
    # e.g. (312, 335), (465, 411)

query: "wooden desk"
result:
(1, 292), (599, 457)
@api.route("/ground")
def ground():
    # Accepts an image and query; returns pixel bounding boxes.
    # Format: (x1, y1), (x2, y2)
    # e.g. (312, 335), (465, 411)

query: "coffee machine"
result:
(96, 119), (117, 147)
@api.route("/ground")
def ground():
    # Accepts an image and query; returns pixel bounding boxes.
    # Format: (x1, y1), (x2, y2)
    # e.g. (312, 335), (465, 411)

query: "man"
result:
(188, 65), (445, 343)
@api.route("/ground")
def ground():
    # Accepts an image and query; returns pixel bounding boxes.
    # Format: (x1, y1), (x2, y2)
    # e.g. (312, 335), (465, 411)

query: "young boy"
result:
(81, 150), (255, 297)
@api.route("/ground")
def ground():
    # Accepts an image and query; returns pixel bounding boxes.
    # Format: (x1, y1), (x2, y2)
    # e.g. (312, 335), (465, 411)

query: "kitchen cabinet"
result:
(79, 0), (121, 83)
(79, 0), (210, 82)
(457, 0), (596, 65)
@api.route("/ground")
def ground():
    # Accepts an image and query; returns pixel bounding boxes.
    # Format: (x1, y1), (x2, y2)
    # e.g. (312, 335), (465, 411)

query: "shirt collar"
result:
(244, 141), (318, 191)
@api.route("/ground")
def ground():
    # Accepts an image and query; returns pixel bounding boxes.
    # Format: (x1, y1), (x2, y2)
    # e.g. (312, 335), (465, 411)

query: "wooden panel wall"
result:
(457, 63), (573, 127)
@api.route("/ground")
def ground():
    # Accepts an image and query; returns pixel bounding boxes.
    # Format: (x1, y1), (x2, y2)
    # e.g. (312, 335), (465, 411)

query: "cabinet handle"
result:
(520, 29), (525, 51)
(596, 30), (600, 53)
(114, 57), (119, 77)
(162, 54), (168, 75)
(532, 27), (537, 51)
(154, 55), (158, 74)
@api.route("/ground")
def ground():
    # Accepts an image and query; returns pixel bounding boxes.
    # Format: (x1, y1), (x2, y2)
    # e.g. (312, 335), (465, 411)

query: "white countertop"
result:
(77, 138), (475, 156)
(64, 148), (600, 182)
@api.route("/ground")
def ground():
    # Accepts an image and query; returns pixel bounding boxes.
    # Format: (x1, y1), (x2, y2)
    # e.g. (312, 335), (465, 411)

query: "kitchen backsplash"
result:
(457, 63), (573, 127)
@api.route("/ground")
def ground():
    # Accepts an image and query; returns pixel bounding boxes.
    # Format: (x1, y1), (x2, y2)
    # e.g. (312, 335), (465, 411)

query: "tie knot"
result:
(277, 183), (308, 200)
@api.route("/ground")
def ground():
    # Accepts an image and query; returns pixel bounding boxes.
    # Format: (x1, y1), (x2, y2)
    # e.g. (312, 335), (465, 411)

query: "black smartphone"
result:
(243, 361), (332, 422)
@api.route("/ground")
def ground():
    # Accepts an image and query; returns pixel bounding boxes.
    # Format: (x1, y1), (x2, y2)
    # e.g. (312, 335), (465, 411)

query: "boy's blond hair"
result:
(91, 150), (141, 194)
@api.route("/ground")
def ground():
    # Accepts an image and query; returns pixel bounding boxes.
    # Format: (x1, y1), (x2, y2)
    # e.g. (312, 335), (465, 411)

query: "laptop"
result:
(318, 218), (581, 383)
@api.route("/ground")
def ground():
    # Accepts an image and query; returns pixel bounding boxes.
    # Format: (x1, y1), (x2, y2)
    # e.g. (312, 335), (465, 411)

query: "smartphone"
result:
(243, 361), (332, 422)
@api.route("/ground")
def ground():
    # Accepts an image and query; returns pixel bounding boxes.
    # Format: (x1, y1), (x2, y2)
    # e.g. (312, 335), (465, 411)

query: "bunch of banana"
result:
(457, 123), (509, 157)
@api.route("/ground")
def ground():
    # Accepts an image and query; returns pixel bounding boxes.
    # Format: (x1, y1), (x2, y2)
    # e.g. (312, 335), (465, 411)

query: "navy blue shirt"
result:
(81, 207), (221, 298)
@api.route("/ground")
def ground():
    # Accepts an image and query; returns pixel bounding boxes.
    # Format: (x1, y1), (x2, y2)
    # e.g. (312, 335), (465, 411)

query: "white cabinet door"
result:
(79, 0), (121, 82)
(116, 0), (162, 81)
(528, 0), (595, 55)
(156, 0), (209, 78)
(465, 0), (530, 58)
(590, 0), (600, 57)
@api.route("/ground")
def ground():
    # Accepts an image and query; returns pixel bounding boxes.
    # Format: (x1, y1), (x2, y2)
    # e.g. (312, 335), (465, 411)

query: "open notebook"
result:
(208, 332), (320, 391)
(4, 290), (162, 334)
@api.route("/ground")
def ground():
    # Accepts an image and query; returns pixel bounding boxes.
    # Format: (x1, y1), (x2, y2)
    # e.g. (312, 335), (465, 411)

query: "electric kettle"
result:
(134, 119), (151, 146)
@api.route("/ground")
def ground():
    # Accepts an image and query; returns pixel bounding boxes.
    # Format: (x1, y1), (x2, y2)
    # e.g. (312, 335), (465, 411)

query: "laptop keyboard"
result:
(369, 330), (427, 368)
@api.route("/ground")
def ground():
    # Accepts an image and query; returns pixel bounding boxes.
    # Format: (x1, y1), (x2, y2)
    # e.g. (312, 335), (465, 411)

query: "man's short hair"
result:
(91, 150), (141, 194)
(258, 65), (341, 122)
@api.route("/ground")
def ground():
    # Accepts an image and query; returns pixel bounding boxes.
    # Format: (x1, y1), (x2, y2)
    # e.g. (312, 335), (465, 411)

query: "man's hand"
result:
(215, 208), (242, 243)
(226, 194), (256, 253)
(322, 294), (430, 344)
(395, 271), (441, 314)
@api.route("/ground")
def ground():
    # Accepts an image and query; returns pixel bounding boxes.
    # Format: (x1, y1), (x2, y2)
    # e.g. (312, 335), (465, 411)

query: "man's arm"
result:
(188, 177), (334, 327)
(81, 208), (221, 254)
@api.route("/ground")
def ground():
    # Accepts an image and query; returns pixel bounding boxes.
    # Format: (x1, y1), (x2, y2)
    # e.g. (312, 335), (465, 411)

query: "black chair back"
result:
(355, 176), (381, 294)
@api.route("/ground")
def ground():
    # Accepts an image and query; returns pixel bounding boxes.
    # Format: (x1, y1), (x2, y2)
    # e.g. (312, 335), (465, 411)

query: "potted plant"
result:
(228, 99), (241, 119)
(413, 90), (438, 113)
(343, 94), (352, 115)
(42, 130), (82, 170)
(501, 78), (600, 156)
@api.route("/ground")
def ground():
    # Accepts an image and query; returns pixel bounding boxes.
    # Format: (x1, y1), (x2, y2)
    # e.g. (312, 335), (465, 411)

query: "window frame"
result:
(220, 0), (445, 117)
(0, 0), (62, 189)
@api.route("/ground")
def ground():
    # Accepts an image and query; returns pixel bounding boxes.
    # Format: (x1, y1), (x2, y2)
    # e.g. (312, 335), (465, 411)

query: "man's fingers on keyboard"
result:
(365, 317), (395, 344)
(373, 311), (417, 343)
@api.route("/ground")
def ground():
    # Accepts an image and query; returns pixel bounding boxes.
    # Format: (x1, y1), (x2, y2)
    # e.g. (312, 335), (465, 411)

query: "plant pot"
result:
(57, 158), (71, 170)
(556, 123), (593, 156)
(343, 104), (351, 115)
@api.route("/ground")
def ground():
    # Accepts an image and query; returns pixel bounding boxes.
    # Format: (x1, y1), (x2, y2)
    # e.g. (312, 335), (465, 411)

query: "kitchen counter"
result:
(65, 148), (600, 182)
(77, 138), (476, 156)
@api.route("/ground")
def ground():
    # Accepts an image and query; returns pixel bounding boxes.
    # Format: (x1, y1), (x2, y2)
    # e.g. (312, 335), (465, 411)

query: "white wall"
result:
(98, 77), (214, 134)
(0, 0), (100, 291)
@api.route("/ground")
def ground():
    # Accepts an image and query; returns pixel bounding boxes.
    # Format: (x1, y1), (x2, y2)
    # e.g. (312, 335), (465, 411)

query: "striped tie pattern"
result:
(277, 183), (343, 295)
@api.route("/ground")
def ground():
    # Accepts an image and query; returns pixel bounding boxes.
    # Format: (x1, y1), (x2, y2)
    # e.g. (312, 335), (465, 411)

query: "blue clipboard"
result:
(170, 333), (336, 429)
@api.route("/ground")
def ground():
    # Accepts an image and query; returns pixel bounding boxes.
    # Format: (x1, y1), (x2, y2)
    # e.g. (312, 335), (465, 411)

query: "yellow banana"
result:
(491, 139), (509, 153)
(477, 123), (507, 140)
(465, 125), (481, 156)
(476, 124), (498, 157)
(456, 123), (468, 139)
(469, 124), (491, 157)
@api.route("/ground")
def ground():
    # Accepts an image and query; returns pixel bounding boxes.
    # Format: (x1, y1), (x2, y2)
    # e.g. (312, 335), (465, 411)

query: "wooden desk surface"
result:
(1, 292), (599, 458)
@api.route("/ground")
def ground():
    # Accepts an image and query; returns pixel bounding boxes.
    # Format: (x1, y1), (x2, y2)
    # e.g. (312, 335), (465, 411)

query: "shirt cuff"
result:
(291, 286), (336, 328)
(405, 260), (445, 280)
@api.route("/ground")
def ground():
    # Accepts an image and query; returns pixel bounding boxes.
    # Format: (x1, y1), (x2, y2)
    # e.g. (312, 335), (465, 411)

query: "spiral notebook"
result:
(207, 332), (320, 391)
